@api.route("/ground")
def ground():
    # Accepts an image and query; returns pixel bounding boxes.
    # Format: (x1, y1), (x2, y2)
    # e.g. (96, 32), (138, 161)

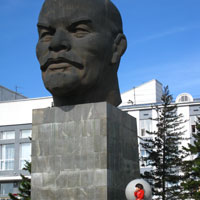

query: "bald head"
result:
(37, 0), (127, 106)
(39, 0), (123, 37)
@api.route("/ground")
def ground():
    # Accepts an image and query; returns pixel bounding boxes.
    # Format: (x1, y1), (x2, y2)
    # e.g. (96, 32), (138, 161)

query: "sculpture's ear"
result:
(111, 33), (127, 64)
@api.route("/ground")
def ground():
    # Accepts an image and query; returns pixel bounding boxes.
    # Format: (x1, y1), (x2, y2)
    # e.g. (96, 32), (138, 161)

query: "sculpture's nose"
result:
(49, 29), (71, 52)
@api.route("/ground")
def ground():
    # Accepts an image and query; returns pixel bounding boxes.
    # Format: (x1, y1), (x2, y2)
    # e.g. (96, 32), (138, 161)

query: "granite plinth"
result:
(31, 102), (140, 200)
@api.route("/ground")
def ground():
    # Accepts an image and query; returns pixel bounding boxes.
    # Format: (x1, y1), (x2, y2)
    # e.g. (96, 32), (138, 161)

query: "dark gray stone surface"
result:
(32, 102), (140, 200)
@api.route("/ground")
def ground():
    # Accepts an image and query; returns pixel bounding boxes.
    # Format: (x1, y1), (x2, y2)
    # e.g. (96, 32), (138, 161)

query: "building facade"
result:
(120, 79), (200, 174)
(0, 81), (199, 199)
(0, 86), (52, 199)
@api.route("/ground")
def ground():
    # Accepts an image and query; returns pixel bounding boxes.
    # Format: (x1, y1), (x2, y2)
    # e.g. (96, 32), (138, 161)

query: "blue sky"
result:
(1, 0), (200, 100)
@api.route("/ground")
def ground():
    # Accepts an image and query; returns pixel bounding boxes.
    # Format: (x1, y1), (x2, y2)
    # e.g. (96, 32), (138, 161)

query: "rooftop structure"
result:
(0, 86), (26, 102)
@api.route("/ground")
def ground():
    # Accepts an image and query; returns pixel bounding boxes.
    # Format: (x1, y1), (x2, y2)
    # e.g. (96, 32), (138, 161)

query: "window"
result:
(191, 125), (196, 133)
(0, 183), (13, 195)
(140, 150), (149, 167)
(190, 116), (198, 134)
(0, 144), (14, 170)
(140, 150), (149, 157)
(20, 129), (32, 139)
(176, 93), (193, 103)
(141, 129), (146, 136)
(19, 143), (31, 169)
(180, 96), (189, 102)
(140, 119), (152, 136)
(0, 131), (15, 140)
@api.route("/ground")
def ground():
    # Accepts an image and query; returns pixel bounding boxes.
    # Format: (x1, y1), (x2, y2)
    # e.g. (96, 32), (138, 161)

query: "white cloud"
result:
(132, 25), (200, 44)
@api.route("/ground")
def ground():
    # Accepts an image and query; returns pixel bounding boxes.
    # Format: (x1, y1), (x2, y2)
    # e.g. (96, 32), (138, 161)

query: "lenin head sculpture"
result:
(36, 0), (127, 107)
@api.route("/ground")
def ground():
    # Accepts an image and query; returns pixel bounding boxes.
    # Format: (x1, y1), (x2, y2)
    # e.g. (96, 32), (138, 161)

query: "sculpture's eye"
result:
(40, 31), (52, 38)
(38, 27), (55, 41)
(70, 24), (91, 38)
(74, 28), (89, 38)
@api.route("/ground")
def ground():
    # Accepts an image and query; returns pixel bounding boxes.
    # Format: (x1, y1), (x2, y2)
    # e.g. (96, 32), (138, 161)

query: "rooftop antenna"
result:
(133, 86), (136, 105)
(15, 86), (23, 99)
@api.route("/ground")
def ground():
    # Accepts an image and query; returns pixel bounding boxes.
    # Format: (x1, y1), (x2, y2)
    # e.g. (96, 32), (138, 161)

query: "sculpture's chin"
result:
(43, 72), (82, 97)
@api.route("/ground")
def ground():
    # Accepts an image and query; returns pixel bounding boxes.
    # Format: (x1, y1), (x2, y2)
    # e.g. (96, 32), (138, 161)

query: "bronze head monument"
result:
(36, 0), (127, 107)
(33, 2), (140, 199)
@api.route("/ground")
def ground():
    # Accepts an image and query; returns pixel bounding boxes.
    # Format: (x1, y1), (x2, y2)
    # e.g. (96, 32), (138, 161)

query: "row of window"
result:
(0, 130), (31, 140)
(0, 182), (21, 198)
(0, 129), (31, 171)
(0, 128), (32, 198)
(0, 143), (31, 170)
(139, 116), (199, 167)
(140, 116), (198, 137)
(0, 182), (15, 196)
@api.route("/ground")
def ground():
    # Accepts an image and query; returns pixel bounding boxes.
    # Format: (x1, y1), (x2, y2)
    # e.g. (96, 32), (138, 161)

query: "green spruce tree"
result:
(180, 117), (200, 199)
(9, 161), (31, 200)
(140, 86), (186, 200)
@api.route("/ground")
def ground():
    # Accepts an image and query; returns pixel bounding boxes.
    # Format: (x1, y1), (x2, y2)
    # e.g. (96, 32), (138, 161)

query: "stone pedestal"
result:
(31, 102), (140, 200)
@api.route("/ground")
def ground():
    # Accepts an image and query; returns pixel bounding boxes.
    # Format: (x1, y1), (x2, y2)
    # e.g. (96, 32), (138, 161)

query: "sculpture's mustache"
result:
(40, 53), (83, 71)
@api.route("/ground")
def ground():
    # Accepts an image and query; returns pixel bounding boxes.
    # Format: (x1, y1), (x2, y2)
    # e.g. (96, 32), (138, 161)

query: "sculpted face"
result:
(36, 0), (127, 106)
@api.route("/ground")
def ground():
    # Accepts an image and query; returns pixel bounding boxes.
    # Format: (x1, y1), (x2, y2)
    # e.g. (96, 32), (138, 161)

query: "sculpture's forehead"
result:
(38, 0), (106, 26)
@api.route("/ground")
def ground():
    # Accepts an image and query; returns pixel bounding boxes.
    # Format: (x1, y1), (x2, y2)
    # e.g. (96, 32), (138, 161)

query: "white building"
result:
(120, 79), (200, 174)
(120, 79), (163, 106)
(0, 80), (199, 199)
(0, 86), (52, 199)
